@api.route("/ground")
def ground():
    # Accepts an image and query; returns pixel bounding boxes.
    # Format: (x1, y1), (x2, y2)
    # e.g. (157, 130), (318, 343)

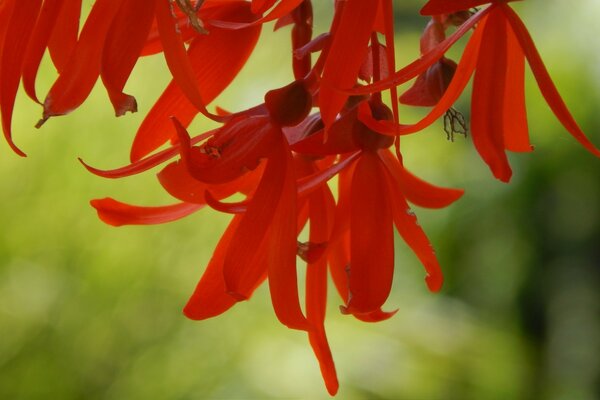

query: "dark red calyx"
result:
(264, 80), (313, 127)
(352, 102), (395, 151)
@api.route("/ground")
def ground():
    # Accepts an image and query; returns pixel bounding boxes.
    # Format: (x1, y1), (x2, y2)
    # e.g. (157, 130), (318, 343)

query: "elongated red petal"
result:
(344, 152), (394, 314)
(41, 0), (121, 122)
(101, 0), (156, 116)
(79, 130), (215, 179)
(266, 138), (311, 331)
(131, 2), (261, 161)
(1, 1), (42, 156)
(155, 0), (227, 123)
(319, 0), (379, 128)
(184, 215), (267, 320)
(22, 0), (66, 104)
(384, 174), (443, 292)
(502, 20), (531, 152)
(305, 185), (338, 395)
(471, 9), (512, 182)
(90, 198), (203, 227)
(500, 4), (600, 157)
(378, 149), (464, 208)
(222, 131), (284, 299)
(47, 0), (81, 72)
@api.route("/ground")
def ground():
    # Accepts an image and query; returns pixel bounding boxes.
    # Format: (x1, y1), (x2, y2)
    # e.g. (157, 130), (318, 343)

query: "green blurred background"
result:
(1, 1), (599, 399)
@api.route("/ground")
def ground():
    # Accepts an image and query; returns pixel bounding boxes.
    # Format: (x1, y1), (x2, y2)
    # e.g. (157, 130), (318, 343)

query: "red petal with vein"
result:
(501, 4), (600, 157)
(90, 198), (203, 227)
(47, 0), (81, 72)
(155, 0), (227, 123)
(471, 10), (512, 182)
(395, 13), (485, 136)
(344, 153), (394, 314)
(42, 0), (121, 121)
(421, 0), (494, 15)
(184, 215), (267, 320)
(1, 1), (41, 156)
(101, 0), (155, 116)
(266, 137), (311, 330)
(131, 6), (261, 161)
(319, 0), (378, 129)
(384, 174), (443, 292)
(502, 21), (531, 152)
(306, 186), (338, 395)
(348, 6), (489, 96)
(379, 149), (464, 208)
(22, 0), (66, 104)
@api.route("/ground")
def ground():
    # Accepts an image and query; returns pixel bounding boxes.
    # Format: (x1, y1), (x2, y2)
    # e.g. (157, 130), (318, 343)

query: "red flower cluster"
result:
(1, 0), (598, 395)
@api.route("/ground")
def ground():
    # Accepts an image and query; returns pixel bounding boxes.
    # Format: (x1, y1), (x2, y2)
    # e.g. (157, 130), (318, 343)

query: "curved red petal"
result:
(184, 215), (267, 320)
(471, 9), (512, 182)
(90, 198), (203, 227)
(384, 175), (443, 292)
(378, 149), (464, 209)
(501, 4), (600, 157)
(41, 0), (120, 121)
(1, 1), (42, 156)
(101, 0), (156, 116)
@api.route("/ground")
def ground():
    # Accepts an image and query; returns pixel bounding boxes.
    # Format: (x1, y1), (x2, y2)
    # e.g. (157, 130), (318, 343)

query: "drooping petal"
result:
(221, 129), (284, 299)
(500, 4), (600, 157)
(384, 173), (443, 292)
(344, 152), (394, 314)
(184, 215), (267, 320)
(319, 0), (379, 129)
(131, 1), (261, 161)
(266, 137), (311, 331)
(0, 0), (42, 156)
(502, 20), (531, 153)
(40, 0), (121, 123)
(378, 149), (464, 209)
(305, 183), (339, 396)
(47, 0), (81, 72)
(90, 198), (203, 226)
(154, 0), (227, 123)
(101, 0), (156, 116)
(22, 0), (67, 104)
(471, 9), (512, 182)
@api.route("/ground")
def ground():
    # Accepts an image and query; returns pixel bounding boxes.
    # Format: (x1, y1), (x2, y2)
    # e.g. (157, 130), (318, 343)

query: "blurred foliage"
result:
(1, 1), (599, 399)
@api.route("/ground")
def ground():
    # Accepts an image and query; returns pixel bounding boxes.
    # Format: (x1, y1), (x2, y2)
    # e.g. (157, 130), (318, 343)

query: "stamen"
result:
(443, 107), (468, 142)
(173, 0), (208, 35)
